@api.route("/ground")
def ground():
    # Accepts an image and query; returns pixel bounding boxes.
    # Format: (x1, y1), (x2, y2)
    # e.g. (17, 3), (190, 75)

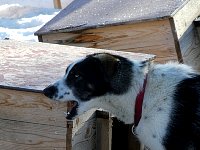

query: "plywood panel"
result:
(0, 89), (67, 149)
(179, 24), (200, 71)
(42, 19), (176, 63)
(170, 0), (200, 70)
(0, 88), (97, 150)
(0, 89), (67, 127)
(66, 109), (96, 150)
(0, 40), (155, 91)
(172, 0), (200, 39)
(0, 118), (66, 150)
(96, 111), (112, 150)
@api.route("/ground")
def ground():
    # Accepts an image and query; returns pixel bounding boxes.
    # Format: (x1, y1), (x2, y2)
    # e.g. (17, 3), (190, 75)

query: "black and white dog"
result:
(43, 53), (200, 150)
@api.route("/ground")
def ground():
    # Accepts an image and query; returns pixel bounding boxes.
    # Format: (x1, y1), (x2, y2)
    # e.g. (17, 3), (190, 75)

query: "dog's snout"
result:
(43, 85), (58, 99)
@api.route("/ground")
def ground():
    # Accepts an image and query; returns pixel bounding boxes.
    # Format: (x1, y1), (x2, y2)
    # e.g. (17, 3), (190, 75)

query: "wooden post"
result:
(66, 121), (73, 150)
(53, 0), (62, 9)
(96, 111), (112, 150)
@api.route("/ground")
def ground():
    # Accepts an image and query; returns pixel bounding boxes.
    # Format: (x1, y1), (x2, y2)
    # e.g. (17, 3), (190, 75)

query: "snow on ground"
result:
(0, 3), (60, 42)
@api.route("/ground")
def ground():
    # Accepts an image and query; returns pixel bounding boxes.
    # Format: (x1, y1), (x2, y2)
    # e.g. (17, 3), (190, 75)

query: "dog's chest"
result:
(135, 105), (171, 150)
(134, 78), (174, 149)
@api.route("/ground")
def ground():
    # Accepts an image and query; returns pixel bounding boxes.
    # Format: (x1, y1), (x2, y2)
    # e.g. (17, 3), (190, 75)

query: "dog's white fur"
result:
(48, 58), (196, 150)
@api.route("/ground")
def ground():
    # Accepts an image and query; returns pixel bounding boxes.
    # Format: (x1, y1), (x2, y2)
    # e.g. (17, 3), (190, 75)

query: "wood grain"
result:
(179, 24), (200, 71)
(0, 89), (67, 127)
(69, 109), (96, 150)
(96, 111), (112, 150)
(41, 19), (176, 63)
(171, 0), (200, 71)
(53, 0), (62, 9)
(0, 40), (155, 91)
(0, 118), (66, 150)
(0, 88), (97, 150)
(172, 0), (200, 39)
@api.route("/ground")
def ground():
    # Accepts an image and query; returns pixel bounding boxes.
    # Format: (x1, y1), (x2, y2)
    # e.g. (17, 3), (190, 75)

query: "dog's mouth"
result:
(66, 101), (79, 120)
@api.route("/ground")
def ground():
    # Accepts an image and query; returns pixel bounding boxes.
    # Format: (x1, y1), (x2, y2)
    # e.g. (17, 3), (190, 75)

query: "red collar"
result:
(134, 76), (147, 127)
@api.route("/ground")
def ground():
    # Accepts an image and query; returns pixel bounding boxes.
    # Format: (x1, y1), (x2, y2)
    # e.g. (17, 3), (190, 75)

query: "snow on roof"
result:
(35, 0), (187, 35)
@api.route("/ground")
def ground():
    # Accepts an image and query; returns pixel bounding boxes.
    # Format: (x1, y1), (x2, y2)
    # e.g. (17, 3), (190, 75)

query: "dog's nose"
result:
(43, 85), (57, 99)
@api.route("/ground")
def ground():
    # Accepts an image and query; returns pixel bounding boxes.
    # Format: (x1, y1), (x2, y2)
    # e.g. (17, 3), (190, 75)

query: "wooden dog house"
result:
(0, 40), (155, 150)
(35, 0), (200, 70)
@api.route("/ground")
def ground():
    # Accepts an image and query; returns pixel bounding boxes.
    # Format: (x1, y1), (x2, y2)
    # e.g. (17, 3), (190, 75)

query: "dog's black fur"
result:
(164, 75), (200, 149)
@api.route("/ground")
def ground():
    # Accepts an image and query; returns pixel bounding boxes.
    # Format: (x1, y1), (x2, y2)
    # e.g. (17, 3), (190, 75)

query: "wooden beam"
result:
(54, 0), (62, 9)
(41, 19), (175, 63)
(0, 118), (66, 150)
(171, 0), (200, 39)
(171, 0), (200, 70)
(169, 17), (183, 63)
(0, 88), (67, 149)
(96, 111), (112, 150)
(69, 109), (96, 150)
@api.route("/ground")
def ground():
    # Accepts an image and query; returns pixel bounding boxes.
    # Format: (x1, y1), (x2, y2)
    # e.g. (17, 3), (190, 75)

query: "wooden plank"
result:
(0, 118), (66, 150)
(69, 109), (96, 150)
(0, 40), (155, 92)
(96, 111), (112, 150)
(0, 88), (67, 149)
(171, 0), (200, 39)
(53, 0), (62, 9)
(179, 23), (200, 71)
(169, 18), (183, 63)
(169, 0), (200, 69)
(0, 83), (95, 150)
(66, 122), (73, 150)
(0, 89), (67, 127)
(41, 19), (176, 63)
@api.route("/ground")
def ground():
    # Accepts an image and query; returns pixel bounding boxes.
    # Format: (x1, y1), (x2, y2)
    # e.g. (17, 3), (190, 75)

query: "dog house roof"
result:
(35, 0), (187, 35)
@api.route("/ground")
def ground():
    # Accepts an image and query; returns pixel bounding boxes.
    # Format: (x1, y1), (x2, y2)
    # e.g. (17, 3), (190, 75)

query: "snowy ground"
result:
(0, 1), (72, 42)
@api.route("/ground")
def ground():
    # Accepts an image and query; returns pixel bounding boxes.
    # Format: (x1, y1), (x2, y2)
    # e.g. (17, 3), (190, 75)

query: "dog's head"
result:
(43, 53), (147, 120)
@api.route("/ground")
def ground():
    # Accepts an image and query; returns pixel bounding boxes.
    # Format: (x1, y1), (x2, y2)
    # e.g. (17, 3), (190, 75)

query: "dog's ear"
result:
(95, 53), (120, 80)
